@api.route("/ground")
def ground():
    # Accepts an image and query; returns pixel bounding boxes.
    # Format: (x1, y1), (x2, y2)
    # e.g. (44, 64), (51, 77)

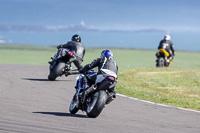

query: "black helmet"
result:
(71, 34), (81, 42)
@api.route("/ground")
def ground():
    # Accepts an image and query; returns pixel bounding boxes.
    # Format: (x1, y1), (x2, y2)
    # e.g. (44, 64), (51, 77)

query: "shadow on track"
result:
(22, 78), (49, 81)
(33, 112), (88, 118)
(22, 78), (72, 82)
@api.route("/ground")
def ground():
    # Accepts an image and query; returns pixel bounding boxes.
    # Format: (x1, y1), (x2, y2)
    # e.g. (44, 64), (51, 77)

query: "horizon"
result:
(0, 0), (200, 51)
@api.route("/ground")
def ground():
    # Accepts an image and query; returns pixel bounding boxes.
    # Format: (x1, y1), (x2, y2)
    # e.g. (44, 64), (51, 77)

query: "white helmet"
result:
(164, 35), (171, 40)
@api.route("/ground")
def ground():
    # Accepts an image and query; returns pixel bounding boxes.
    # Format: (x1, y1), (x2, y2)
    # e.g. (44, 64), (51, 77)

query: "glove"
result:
(174, 52), (176, 56)
(79, 68), (83, 73)
(57, 44), (63, 49)
(79, 68), (84, 73)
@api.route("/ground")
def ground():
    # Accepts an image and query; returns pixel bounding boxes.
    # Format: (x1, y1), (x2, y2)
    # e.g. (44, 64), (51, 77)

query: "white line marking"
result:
(116, 93), (200, 113)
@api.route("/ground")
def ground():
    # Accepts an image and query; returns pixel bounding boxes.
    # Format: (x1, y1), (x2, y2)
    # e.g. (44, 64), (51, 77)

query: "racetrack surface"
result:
(0, 64), (200, 133)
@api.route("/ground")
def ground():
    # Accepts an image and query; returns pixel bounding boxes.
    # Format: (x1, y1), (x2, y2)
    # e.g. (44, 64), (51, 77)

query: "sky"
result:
(0, 0), (200, 51)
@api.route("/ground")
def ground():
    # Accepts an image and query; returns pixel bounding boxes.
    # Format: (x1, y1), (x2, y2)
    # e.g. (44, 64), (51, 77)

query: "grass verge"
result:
(117, 68), (200, 111)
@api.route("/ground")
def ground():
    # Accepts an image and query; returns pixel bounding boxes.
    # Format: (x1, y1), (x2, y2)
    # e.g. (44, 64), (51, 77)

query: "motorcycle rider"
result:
(157, 35), (175, 62)
(56, 34), (85, 69)
(79, 49), (118, 102)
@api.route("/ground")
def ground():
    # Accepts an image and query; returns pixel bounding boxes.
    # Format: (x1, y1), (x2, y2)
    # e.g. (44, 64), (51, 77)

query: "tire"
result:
(86, 91), (107, 118)
(69, 94), (79, 114)
(48, 61), (65, 81)
(156, 58), (165, 67)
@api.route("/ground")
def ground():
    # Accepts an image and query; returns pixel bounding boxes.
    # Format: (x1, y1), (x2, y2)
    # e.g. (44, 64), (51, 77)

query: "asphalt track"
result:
(0, 64), (200, 133)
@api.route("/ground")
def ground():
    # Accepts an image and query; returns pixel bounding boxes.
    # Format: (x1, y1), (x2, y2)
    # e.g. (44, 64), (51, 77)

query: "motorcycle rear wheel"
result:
(48, 61), (65, 81)
(156, 57), (165, 67)
(86, 90), (107, 118)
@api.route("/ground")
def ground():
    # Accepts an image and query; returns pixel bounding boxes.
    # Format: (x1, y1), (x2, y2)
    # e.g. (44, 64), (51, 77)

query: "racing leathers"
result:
(80, 56), (118, 88)
(57, 41), (85, 69)
(158, 39), (175, 60)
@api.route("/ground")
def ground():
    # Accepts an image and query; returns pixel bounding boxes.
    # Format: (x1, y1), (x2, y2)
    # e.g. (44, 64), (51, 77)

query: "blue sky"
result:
(0, 0), (200, 50)
(1, 0), (200, 31)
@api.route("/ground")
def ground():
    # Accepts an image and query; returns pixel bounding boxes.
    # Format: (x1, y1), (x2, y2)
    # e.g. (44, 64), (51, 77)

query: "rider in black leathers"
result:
(57, 34), (85, 69)
(157, 35), (175, 61)
(79, 49), (118, 103)
(80, 49), (118, 91)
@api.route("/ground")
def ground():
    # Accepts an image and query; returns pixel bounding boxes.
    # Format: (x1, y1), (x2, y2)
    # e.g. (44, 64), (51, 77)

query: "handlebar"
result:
(68, 70), (94, 75)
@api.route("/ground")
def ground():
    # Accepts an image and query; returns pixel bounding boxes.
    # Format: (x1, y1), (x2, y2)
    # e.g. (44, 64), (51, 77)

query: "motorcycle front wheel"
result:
(69, 94), (79, 114)
(48, 61), (65, 81)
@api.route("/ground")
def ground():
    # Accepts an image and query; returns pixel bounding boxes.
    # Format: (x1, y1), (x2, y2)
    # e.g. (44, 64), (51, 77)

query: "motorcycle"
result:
(69, 71), (117, 118)
(48, 48), (77, 81)
(156, 48), (173, 67)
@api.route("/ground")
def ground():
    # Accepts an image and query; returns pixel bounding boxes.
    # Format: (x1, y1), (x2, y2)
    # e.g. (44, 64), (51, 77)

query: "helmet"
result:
(164, 35), (171, 40)
(71, 34), (81, 42)
(100, 50), (113, 58)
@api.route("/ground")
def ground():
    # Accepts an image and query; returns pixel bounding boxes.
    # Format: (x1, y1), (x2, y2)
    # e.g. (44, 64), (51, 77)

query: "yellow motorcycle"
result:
(156, 49), (173, 67)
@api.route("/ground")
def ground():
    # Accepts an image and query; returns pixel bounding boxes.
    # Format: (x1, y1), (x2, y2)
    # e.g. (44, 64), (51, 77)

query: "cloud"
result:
(80, 21), (86, 27)
(0, 35), (6, 43)
(162, 26), (200, 32)
(0, 39), (6, 43)
(0, 22), (97, 32)
(0, 21), (199, 34)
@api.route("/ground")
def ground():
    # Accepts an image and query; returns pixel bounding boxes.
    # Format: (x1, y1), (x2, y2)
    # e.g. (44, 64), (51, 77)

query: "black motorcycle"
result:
(69, 71), (117, 118)
(48, 48), (77, 81)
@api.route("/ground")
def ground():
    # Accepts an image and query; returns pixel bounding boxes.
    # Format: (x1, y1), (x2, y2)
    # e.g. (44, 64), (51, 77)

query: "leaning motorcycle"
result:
(48, 48), (76, 81)
(69, 71), (117, 118)
(156, 48), (173, 67)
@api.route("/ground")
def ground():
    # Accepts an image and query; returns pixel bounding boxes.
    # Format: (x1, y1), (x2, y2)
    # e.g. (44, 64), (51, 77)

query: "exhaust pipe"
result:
(106, 92), (116, 104)
(85, 84), (97, 95)
(82, 85), (97, 103)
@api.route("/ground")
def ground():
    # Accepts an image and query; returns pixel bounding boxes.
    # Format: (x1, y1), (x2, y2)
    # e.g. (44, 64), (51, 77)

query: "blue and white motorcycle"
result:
(69, 71), (117, 118)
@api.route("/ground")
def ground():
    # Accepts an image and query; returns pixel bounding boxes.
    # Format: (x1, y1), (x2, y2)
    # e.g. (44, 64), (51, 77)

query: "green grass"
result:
(117, 68), (200, 110)
(0, 49), (48, 65)
(0, 44), (200, 68)
(1, 44), (200, 110)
